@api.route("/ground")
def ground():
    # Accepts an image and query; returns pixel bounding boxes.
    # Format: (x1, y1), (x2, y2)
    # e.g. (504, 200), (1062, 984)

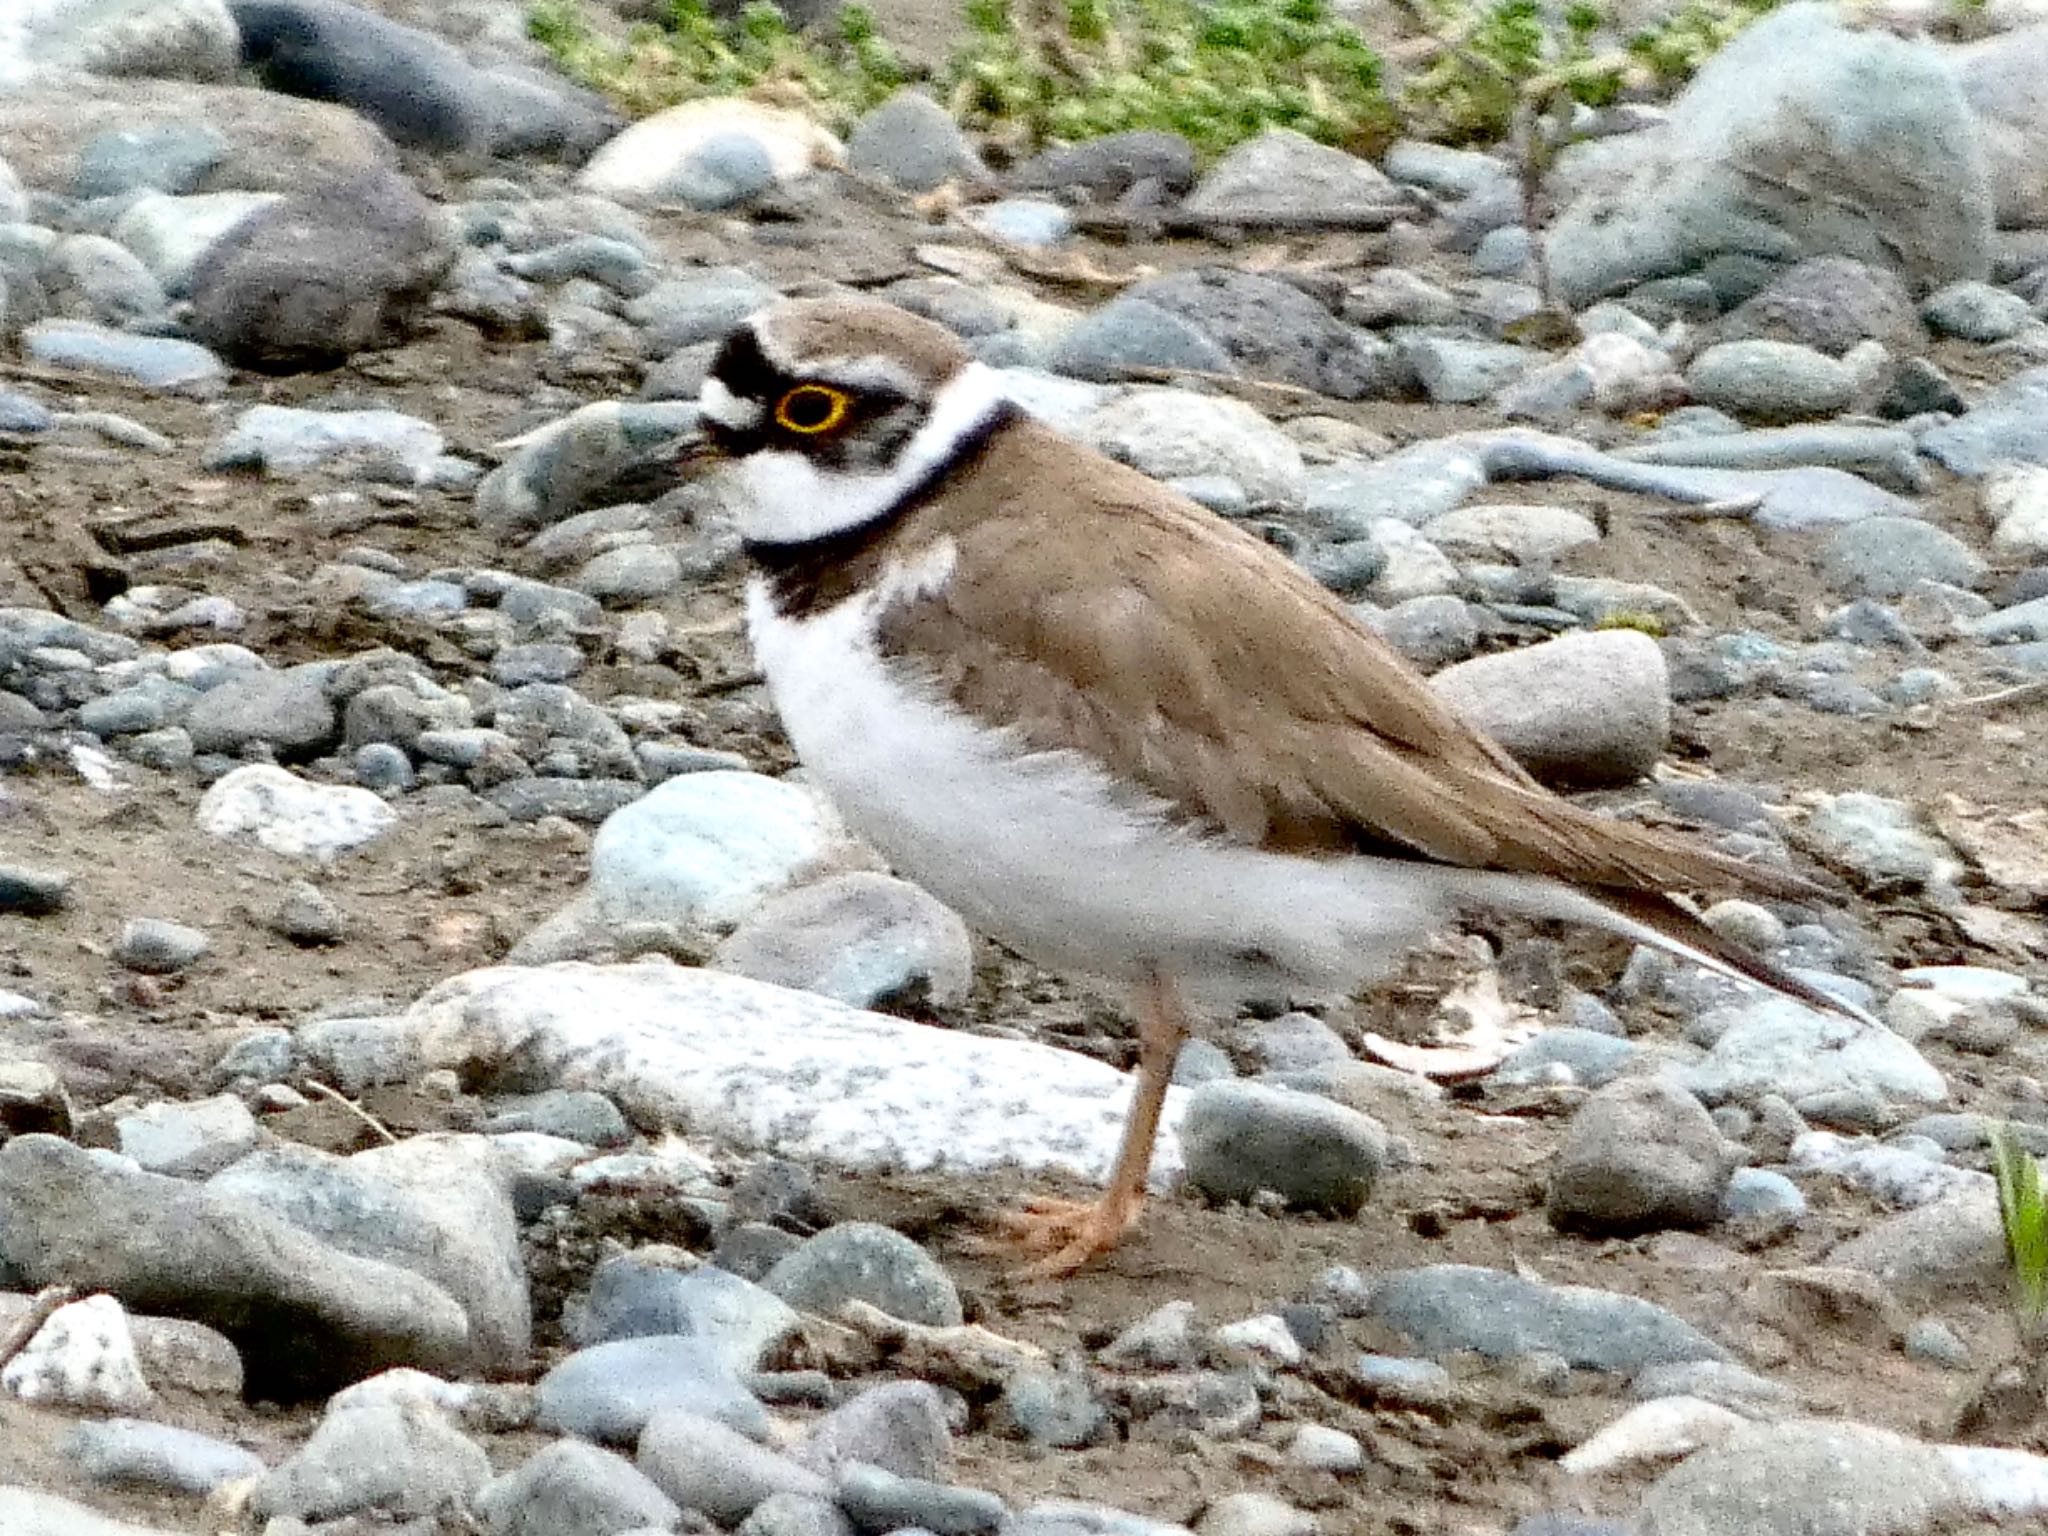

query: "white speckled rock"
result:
(1, 1293), (154, 1412)
(413, 962), (1188, 1189)
(1079, 388), (1307, 510)
(196, 764), (396, 860)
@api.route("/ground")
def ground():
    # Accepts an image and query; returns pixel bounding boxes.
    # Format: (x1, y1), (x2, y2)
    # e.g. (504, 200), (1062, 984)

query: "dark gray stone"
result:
(1547, 1079), (1736, 1235)
(475, 1439), (682, 1536)
(565, 1255), (798, 1371)
(537, 1336), (771, 1445)
(253, 1397), (491, 1523)
(836, 1465), (1006, 1536)
(1365, 1263), (1730, 1371)
(637, 1410), (828, 1524)
(1011, 131), (1196, 201)
(1180, 1081), (1383, 1215)
(792, 1381), (950, 1479)
(1123, 268), (1389, 399)
(847, 90), (985, 192)
(187, 168), (456, 370)
(764, 1223), (962, 1327)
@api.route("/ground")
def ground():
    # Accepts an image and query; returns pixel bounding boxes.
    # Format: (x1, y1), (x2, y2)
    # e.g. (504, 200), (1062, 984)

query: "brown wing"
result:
(877, 419), (1819, 902)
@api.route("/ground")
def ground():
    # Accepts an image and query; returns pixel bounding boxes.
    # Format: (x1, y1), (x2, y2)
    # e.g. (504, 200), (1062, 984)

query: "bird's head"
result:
(689, 295), (1012, 548)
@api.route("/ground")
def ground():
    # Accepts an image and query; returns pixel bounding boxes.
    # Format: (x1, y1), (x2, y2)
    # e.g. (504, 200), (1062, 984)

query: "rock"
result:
(6, 0), (240, 83)
(1420, 503), (1600, 564)
(1401, 336), (1540, 404)
(764, 1222), (961, 1327)
(1677, 997), (1947, 1108)
(637, 1410), (829, 1523)
(793, 1380), (950, 1479)
(0, 864), (72, 916)
(712, 871), (972, 1012)
(0, 1489), (191, 1535)
(1494, 1028), (1637, 1089)
(1805, 792), (1958, 893)
(1049, 296), (1236, 384)
(742, 1493), (858, 1536)
(999, 1366), (1109, 1449)
(663, 130), (781, 211)
(1288, 1424), (1365, 1472)
(1984, 464), (2048, 560)
(1180, 1080), (1383, 1215)
(21, 320), (223, 396)
(836, 1464), (1006, 1536)
(1122, 268), (1388, 399)
(1723, 1167), (1806, 1230)
(66, 1419), (265, 1496)
(230, 0), (609, 157)
(253, 1395), (491, 1523)
(208, 1136), (530, 1375)
(1351, 1354), (1455, 1410)
(538, 1336), (769, 1444)
(1829, 1186), (2006, 1303)
(1195, 1493), (1314, 1536)
(71, 121), (225, 199)
(187, 169), (456, 370)
(579, 98), (842, 204)
(1636, 1418), (1960, 1536)
(196, 763), (395, 859)
(1, 1293), (154, 1412)
(1079, 385), (1306, 509)
(117, 1094), (255, 1175)
(412, 962), (1191, 1188)
(183, 663), (337, 757)
(847, 89), (984, 191)
(1100, 1300), (1199, 1368)
(1185, 128), (1400, 225)
(1546, 4), (1991, 305)
(1920, 364), (2048, 475)
(1012, 131), (1196, 201)
(206, 404), (444, 483)
(113, 917), (211, 975)
(1957, 23), (2048, 231)
(0, 1134), (470, 1400)
(1714, 256), (1921, 356)
(1818, 518), (1985, 598)
(1431, 630), (1670, 788)
(1903, 1317), (1971, 1370)
(475, 1440), (682, 1536)
(483, 1088), (629, 1147)
(1368, 593), (1477, 669)
(1922, 279), (2032, 343)
(476, 401), (703, 531)
(44, 234), (170, 332)
(272, 880), (346, 945)
(1685, 340), (1857, 425)
(566, 1256), (797, 1370)
(1367, 1264), (1729, 1371)
(1548, 1080), (1735, 1234)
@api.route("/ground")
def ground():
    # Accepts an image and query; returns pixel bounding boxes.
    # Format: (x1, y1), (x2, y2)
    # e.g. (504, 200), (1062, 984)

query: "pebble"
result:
(0, 864), (73, 915)
(1638, 1418), (1960, 1536)
(1081, 386), (1306, 510)
(1000, 1366), (1110, 1448)
(116, 1093), (255, 1175)
(474, 1439), (682, 1536)
(1431, 629), (1670, 788)
(1903, 1317), (1972, 1370)
(271, 880), (346, 945)
(1194, 1492), (1315, 1536)
(1804, 791), (1958, 893)
(196, 763), (396, 859)
(1685, 340), (1858, 424)
(1548, 1079), (1735, 1234)
(1049, 295), (1236, 384)
(1819, 517), (1986, 599)
(1180, 1080), (1384, 1215)
(21, 319), (224, 395)
(847, 89), (986, 191)
(743, 1493), (860, 1536)
(537, 1336), (770, 1444)
(113, 915), (210, 974)
(836, 1464), (1007, 1536)
(1493, 1028), (1637, 1089)
(637, 1409), (828, 1524)
(1366, 1263), (1728, 1371)
(1722, 1167), (1807, 1230)
(1185, 127), (1400, 226)
(1100, 1300), (1200, 1369)
(1, 1293), (154, 1412)
(65, 1419), (265, 1496)
(764, 1221), (962, 1327)
(207, 404), (444, 483)
(1350, 1353), (1456, 1410)
(1287, 1424), (1364, 1472)
(794, 1381), (951, 1479)
(1922, 280), (2033, 342)
(566, 1255), (797, 1371)
(712, 871), (973, 1012)
(252, 1396), (491, 1523)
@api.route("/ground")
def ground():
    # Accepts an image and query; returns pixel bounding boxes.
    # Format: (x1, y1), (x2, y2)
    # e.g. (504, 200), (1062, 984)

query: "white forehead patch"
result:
(699, 376), (762, 430)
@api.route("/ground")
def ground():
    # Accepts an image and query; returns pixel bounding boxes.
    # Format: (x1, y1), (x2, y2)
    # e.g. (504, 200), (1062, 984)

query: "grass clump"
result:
(528, 0), (907, 124)
(530, 0), (1395, 157)
(1990, 1120), (2048, 1334)
(946, 0), (1398, 159)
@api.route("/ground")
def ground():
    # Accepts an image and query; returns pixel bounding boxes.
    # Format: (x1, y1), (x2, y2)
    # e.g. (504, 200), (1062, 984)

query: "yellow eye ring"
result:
(774, 384), (851, 435)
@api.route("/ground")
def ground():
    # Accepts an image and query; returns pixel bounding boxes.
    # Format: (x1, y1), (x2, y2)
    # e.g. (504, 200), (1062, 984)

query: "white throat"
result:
(726, 361), (1011, 546)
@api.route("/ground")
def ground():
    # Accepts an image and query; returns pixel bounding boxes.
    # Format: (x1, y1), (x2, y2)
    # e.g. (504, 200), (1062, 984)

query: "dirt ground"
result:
(2, 169), (2046, 1533)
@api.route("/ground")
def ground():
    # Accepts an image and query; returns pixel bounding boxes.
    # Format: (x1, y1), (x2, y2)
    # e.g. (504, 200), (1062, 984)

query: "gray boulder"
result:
(1546, 3), (1992, 305)
(1431, 630), (1670, 788)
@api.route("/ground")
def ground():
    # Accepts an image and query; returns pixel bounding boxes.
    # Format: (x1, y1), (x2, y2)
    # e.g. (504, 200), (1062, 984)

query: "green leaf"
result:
(1989, 1120), (2048, 1328)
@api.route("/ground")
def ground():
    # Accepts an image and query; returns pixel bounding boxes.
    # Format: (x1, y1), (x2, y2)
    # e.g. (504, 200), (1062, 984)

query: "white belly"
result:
(746, 574), (1458, 1014)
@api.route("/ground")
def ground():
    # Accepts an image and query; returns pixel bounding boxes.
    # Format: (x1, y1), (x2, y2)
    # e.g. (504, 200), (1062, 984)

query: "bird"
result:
(686, 293), (1867, 1276)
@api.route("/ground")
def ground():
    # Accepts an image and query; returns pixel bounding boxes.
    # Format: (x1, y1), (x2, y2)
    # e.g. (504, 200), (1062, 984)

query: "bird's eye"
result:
(774, 384), (851, 435)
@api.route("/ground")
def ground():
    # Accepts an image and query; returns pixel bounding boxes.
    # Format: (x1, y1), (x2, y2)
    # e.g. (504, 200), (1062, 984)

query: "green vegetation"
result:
(1990, 1121), (2048, 1333)
(527, 0), (1784, 159)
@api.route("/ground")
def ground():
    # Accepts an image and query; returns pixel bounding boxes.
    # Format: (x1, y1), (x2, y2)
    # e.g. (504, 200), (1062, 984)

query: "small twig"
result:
(303, 1080), (400, 1145)
(0, 1285), (79, 1376)
(1951, 678), (2048, 714)
(1115, 364), (1328, 403)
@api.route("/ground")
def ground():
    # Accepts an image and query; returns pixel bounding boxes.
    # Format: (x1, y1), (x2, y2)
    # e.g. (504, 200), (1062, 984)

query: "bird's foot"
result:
(983, 1190), (1145, 1278)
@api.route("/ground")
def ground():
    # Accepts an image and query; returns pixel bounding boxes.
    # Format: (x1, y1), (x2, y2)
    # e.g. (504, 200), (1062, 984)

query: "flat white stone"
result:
(412, 962), (1188, 1189)
(196, 764), (396, 860)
